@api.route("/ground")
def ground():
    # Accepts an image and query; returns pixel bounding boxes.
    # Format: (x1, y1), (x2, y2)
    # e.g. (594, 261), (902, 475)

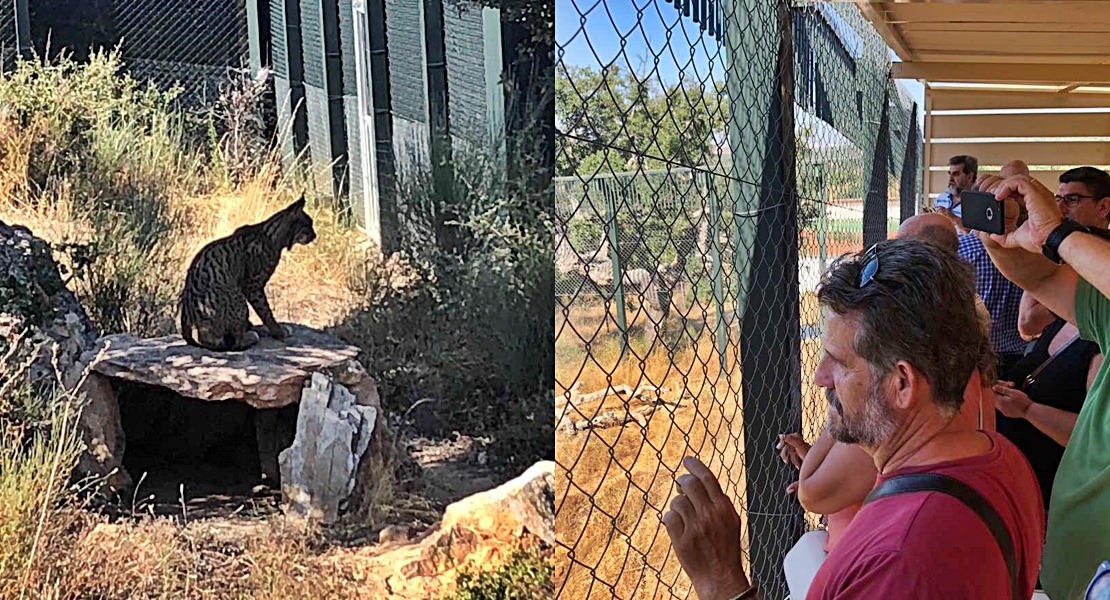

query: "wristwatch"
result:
(1042, 218), (1091, 264)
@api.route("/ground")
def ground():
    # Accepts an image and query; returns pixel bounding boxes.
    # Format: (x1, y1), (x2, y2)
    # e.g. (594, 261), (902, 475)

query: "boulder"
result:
(434, 459), (554, 542)
(76, 372), (131, 491)
(0, 219), (98, 391)
(0, 221), (121, 488)
(338, 460), (555, 597)
(279, 372), (378, 523)
(406, 460), (554, 576)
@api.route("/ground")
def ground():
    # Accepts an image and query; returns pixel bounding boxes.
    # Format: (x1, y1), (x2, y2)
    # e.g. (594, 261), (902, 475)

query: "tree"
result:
(556, 65), (726, 177)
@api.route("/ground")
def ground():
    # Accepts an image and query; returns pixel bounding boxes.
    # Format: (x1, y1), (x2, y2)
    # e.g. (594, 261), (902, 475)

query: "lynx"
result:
(179, 197), (316, 351)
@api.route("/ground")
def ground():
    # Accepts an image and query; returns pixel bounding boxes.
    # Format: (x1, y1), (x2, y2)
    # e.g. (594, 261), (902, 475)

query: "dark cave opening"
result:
(116, 381), (298, 516)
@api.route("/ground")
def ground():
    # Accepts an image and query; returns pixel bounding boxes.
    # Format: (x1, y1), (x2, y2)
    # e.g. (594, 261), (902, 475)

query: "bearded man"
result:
(663, 238), (1045, 600)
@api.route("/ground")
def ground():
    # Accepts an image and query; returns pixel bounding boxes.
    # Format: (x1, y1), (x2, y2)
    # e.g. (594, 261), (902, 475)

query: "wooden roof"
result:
(855, 1), (1110, 84)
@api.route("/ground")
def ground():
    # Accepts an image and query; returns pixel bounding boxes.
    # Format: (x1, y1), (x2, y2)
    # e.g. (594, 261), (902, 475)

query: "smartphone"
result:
(961, 190), (1005, 235)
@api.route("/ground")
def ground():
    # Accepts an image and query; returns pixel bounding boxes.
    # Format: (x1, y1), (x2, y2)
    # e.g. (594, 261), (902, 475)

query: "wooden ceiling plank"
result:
(900, 22), (1110, 33)
(930, 89), (1110, 111)
(888, 3), (1110, 24)
(905, 31), (1110, 48)
(916, 52), (1110, 65)
(930, 112), (1110, 138)
(892, 62), (1110, 84)
(929, 141), (1110, 166)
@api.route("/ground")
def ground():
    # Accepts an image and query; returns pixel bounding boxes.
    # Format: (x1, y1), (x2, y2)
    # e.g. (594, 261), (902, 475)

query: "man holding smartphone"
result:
(1018, 167), (1110, 341)
(974, 173), (1110, 600)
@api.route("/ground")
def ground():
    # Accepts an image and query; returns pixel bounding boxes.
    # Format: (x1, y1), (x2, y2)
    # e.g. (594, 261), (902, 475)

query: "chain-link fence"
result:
(555, 1), (921, 598)
(112, 0), (250, 105)
(3, 0), (252, 106)
(0, 1), (17, 73)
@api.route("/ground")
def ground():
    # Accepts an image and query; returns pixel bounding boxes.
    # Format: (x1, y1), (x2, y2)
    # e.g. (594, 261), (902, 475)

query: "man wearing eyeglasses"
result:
(1019, 167), (1110, 341)
(972, 172), (1110, 600)
(663, 238), (1044, 600)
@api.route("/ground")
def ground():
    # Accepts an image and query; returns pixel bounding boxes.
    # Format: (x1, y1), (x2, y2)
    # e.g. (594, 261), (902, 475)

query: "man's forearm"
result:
(1059, 230), (1110, 301)
(980, 240), (1059, 292)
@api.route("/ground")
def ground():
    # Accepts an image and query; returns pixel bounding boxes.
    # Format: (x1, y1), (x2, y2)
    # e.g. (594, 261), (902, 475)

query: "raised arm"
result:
(1018, 291), (1055, 341)
(975, 175), (1081, 325)
(1057, 229), (1110, 304)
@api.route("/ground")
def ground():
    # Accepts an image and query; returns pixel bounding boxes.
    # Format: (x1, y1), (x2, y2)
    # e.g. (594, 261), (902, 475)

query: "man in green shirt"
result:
(976, 172), (1110, 599)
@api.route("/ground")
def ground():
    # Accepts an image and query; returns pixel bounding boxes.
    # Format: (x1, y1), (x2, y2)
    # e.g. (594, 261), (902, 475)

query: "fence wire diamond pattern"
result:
(555, 1), (922, 598)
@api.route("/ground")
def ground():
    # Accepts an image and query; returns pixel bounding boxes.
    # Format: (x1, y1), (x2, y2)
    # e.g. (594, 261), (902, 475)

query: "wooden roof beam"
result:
(855, 2), (915, 61)
(892, 62), (1110, 85)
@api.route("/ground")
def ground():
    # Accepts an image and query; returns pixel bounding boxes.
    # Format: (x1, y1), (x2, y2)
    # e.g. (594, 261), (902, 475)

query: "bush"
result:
(0, 49), (214, 337)
(0, 338), (85, 595)
(443, 546), (554, 600)
(333, 144), (554, 468)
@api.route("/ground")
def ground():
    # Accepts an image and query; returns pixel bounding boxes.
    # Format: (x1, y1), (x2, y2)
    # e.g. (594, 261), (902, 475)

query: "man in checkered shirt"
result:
(958, 230), (1026, 380)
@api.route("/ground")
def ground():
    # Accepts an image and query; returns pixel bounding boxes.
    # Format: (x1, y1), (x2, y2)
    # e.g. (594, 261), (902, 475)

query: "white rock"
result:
(278, 372), (378, 523)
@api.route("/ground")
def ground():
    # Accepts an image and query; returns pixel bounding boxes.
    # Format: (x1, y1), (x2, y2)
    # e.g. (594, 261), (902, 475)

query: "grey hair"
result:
(817, 238), (980, 417)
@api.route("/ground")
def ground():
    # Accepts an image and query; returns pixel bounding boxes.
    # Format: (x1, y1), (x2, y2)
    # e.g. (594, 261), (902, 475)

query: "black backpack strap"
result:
(863, 473), (1020, 600)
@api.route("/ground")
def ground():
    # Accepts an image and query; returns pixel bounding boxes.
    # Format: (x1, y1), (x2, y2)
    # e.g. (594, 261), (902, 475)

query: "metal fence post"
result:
(603, 181), (628, 357)
(900, 102), (920, 224)
(817, 161), (828, 330)
(817, 162), (828, 272)
(13, 0), (29, 60)
(247, 0), (264, 73)
(320, 0), (350, 203)
(708, 173), (728, 374)
(863, 83), (891, 248)
(365, 0), (399, 254)
(422, 0), (456, 252)
(282, 0), (310, 155)
(737, 3), (805, 597)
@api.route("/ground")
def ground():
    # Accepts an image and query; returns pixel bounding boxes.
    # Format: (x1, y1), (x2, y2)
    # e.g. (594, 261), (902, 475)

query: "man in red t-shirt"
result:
(663, 238), (1044, 600)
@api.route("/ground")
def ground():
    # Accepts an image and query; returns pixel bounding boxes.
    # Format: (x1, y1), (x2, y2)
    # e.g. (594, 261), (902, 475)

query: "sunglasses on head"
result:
(858, 244), (880, 288)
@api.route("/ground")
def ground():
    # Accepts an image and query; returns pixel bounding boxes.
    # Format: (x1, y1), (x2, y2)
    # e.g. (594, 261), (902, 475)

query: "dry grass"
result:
(0, 50), (554, 600)
(16, 513), (371, 599)
(555, 296), (829, 599)
(0, 175), (371, 332)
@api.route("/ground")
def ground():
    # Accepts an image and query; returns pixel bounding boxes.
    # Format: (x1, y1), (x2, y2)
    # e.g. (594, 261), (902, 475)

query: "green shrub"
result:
(333, 143), (554, 468)
(443, 547), (554, 600)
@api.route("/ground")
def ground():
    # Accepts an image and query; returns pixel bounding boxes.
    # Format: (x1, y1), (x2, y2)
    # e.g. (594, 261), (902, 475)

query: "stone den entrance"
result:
(117, 381), (298, 515)
(77, 324), (382, 522)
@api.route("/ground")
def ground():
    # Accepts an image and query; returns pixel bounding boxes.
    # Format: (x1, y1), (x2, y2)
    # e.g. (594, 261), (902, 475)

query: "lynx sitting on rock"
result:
(179, 197), (316, 351)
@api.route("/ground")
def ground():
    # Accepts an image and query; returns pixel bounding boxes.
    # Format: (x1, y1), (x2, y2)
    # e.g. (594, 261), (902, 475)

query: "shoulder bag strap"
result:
(863, 473), (1020, 600)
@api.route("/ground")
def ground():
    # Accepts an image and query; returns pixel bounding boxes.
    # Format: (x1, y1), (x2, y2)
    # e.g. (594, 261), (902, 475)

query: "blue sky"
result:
(557, 0), (726, 85)
(556, 0), (926, 126)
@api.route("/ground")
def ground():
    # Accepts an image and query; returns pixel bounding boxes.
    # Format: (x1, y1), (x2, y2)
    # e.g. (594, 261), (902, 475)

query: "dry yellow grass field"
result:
(555, 290), (829, 599)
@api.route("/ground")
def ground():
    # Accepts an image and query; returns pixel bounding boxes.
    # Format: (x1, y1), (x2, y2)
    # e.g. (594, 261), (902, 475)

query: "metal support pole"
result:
(708, 174), (728, 374)
(737, 3), (805, 597)
(863, 84), (891, 248)
(422, 0), (456, 252)
(282, 0), (309, 155)
(604, 182), (628, 357)
(900, 102), (920, 224)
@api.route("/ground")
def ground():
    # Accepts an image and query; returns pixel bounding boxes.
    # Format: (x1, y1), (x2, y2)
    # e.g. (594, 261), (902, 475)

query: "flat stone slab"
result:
(86, 324), (362, 408)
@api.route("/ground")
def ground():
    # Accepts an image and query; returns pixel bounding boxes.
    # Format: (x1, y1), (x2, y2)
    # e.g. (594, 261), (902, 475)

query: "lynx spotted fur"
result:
(179, 197), (316, 351)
